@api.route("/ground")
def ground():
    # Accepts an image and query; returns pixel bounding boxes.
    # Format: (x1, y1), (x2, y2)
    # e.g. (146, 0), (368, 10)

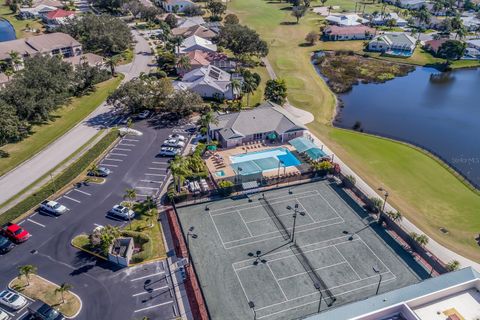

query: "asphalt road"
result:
(0, 117), (194, 320)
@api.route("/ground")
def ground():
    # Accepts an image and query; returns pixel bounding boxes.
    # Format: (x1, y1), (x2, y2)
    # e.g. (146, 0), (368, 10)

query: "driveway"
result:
(0, 30), (155, 207)
(0, 118), (194, 320)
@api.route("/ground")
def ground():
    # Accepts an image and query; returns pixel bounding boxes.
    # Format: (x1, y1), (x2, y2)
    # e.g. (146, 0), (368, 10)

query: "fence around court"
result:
(166, 207), (209, 320)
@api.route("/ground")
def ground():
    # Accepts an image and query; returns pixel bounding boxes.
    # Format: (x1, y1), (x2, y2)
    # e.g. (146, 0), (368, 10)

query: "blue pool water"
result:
(0, 19), (16, 42)
(385, 49), (412, 57)
(215, 170), (225, 177)
(230, 147), (301, 174)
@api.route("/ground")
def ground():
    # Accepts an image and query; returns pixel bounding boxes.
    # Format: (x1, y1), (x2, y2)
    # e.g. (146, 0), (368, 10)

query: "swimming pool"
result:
(230, 147), (301, 175)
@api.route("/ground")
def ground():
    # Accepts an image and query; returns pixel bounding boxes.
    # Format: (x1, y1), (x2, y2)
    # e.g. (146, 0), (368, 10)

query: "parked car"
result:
(0, 290), (27, 310)
(168, 133), (186, 141)
(162, 139), (185, 148)
(108, 205), (135, 220)
(136, 110), (151, 119)
(87, 166), (111, 177)
(158, 147), (180, 157)
(0, 309), (9, 320)
(39, 200), (67, 216)
(120, 116), (131, 125)
(0, 235), (14, 254)
(185, 127), (196, 134)
(28, 300), (65, 320)
(1, 223), (30, 243)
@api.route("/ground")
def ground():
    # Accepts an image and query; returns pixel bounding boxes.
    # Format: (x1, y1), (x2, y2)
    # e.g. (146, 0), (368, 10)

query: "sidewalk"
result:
(262, 56), (480, 272)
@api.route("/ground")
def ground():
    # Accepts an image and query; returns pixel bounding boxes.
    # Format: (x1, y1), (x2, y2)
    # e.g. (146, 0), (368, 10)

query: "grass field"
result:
(0, 5), (44, 38)
(229, 0), (480, 262)
(0, 76), (123, 177)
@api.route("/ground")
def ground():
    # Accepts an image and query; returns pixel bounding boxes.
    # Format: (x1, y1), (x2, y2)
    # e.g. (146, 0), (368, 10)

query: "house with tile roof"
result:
(161, 0), (195, 12)
(323, 25), (376, 41)
(42, 9), (76, 27)
(368, 33), (417, 56)
(171, 25), (217, 40)
(209, 101), (307, 148)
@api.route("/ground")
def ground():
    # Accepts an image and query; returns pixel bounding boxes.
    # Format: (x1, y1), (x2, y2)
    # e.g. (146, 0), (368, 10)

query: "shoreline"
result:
(310, 52), (480, 193)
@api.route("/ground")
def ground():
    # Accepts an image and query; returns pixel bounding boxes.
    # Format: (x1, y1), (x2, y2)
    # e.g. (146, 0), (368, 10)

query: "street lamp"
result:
(186, 226), (197, 264)
(287, 204), (305, 244)
(248, 301), (256, 320)
(373, 266), (382, 295)
(237, 167), (243, 185)
(378, 187), (389, 213)
(277, 160), (284, 186)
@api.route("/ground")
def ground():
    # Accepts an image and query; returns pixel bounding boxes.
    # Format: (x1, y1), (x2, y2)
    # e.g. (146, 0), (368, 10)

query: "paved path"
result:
(0, 30), (154, 206)
(262, 56), (480, 271)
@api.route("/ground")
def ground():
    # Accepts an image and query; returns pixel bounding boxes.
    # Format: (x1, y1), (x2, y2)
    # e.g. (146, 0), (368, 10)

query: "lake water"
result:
(335, 67), (480, 188)
(0, 18), (16, 42)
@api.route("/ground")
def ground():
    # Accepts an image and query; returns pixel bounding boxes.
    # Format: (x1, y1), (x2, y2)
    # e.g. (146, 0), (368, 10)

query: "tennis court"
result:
(176, 180), (424, 320)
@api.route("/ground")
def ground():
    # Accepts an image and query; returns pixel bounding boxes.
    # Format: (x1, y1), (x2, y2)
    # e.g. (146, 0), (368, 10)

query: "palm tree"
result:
(55, 283), (73, 304)
(18, 265), (37, 286)
(414, 8), (431, 40)
(456, 26), (467, 40)
(386, 210), (402, 223)
(89, 163), (100, 176)
(229, 79), (242, 100)
(4, 68), (14, 81)
(176, 55), (191, 75)
(9, 51), (21, 71)
(411, 232), (429, 246)
(123, 188), (137, 207)
(241, 75), (259, 108)
(198, 110), (219, 141)
(446, 260), (460, 271)
(169, 156), (189, 192)
(106, 56), (120, 76)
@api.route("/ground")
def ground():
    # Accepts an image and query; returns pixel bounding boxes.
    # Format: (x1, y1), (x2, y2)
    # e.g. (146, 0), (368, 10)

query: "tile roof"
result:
(324, 25), (375, 36)
(424, 38), (448, 52)
(45, 8), (75, 19)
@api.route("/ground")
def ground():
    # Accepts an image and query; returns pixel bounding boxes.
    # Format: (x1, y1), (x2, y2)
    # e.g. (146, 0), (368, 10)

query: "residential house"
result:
(209, 101), (307, 148)
(465, 39), (480, 59)
(19, 4), (57, 19)
(325, 14), (368, 26)
(323, 25), (376, 41)
(203, 21), (223, 34)
(386, 0), (427, 9)
(161, 0), (195, 13)
(171, 25), (217, 40)
(370, 12), (408, 26)
(42, 9), (76, 27)
(176, 16), (205, 28)
(176, 50), (236, 75)
(31, 0), (63, 8)
(461, 15), (480, 31)
(173, 65), (240, 100)
(64, 53), (105, 68)
(368, 32), (417, 55)
(176, 35), (217, 54)
(424, 38), (449, 54)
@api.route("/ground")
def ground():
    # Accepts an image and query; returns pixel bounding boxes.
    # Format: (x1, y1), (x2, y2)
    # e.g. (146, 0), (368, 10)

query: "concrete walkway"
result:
(262, 56), (480, 271)
(0, 30), (154, 207)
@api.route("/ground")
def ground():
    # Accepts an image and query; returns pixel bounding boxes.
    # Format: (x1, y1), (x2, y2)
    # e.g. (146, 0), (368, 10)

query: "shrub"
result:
(344, 174), (356, 188)
(218, 180), (234, 196)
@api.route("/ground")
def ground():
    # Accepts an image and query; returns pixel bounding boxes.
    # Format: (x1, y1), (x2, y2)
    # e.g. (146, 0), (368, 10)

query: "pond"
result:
(334, 67), (480, 188)
(0, 18), (16, 42)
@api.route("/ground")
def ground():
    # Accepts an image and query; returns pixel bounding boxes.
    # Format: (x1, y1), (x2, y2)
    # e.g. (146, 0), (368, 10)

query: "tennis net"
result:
(291, 243), (336, 306)
(260, 196), (290, 241)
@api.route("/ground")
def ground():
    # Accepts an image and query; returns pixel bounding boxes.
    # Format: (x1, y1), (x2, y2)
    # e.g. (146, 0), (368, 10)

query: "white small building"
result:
(176, 35), (217, 54)
(461, 16), (480, 31)
(371, 12), (408, 26)
(18, 4), (57, 19)
(368, 33), (417, 55)
(386, 0), (427, 9)
(325, 14), (368, 26)
(161, 0), (195, 13)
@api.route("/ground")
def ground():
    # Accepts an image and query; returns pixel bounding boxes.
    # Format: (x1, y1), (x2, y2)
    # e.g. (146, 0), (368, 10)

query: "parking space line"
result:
(27, 218), (46, 228)
(136, 186), (159, 190)
(147, 167), (166, 171)
(18, 310), (29, 318)
(122, 138), (139, 142)
(104, 158), (123, 162)
(114, 147), (132, 152)
(130, 271), (165, 281)
(133, 301), (173, 313)
(152, 161), (168, 165)
(109, 152), (128, 157)
(63, 195), (81, 203)
(145, 173), (166, 176)
(100, 163), (118, 167)
(119, 143), (135, 147)
(132, 285), (169, 297)
(94, 223), (102, 227)
(73, 189), (91, 196)
(140, 180), (163, 184)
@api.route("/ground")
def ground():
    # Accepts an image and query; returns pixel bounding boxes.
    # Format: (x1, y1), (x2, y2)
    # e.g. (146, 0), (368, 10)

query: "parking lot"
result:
(0, 116), (194, 319)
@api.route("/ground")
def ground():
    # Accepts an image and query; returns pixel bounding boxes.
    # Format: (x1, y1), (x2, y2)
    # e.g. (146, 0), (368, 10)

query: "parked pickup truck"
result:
(40, 200), (67, 215)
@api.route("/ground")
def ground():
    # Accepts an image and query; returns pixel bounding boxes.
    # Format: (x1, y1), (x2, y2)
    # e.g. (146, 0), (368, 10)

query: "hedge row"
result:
(122, 229), (152, 263)
(0, 130), (119, 226)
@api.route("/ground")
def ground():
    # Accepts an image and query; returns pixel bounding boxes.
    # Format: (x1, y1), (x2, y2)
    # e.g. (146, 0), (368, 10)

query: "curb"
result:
(70, 236), (108, 261)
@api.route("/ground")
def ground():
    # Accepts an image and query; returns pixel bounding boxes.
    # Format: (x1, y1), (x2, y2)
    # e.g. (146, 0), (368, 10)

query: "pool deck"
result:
(206, 142), (302, 182)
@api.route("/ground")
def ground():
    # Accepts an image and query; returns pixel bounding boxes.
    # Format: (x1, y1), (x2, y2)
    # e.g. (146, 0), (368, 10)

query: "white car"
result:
(0, 309), (8, 320)
(40, 200), (67, 215)
(0, 290), (27, 310)
(159, 147), (180, 157)
(168, 134), (186, 141)
(109, 205), (135, 220)
(163, 139), (185, 148)
(137, 110), (151, 119)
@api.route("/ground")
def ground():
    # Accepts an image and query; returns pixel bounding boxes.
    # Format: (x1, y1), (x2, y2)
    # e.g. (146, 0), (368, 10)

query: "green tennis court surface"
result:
(176, 180), (428, 320)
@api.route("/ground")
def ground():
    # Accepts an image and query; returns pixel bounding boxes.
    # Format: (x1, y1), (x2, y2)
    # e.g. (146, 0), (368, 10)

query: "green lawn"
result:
(0, 5), (44, 38)
(0, 76), (123, 177)
(230, 0), (480, 262)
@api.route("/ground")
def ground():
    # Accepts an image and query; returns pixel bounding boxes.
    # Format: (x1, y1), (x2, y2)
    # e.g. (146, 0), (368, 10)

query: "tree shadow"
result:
(299, 42), (315, 47)
(279, 6), (292, 10)
(280, 21), (298, 25)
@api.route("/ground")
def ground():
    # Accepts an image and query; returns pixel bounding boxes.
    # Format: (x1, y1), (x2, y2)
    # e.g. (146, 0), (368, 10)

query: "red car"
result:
(1, 223), (30, 243)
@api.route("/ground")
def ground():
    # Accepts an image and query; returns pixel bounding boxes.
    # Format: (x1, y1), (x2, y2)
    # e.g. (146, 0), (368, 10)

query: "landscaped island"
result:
(314, 51), (415, 93)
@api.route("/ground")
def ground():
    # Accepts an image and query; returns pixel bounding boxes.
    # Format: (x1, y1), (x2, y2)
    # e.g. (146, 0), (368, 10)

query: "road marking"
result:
(133, 301), (173, 313)
(152, 161), (168, 165)
(94, 223), (103, 227)
(63, 195), (81, 203)
(136, 186), (159, 190)
(74, 189), (91, 196)
(18, 311), (29, 319)
(148, 167), (167, 171)
(130, 271), (165, 281)
(145, 173), (166, 177)
(119, 143), (135, 147)
(132, 285), (169, 297)
(140, 180), (163, 184)
(27, 218), (45, 228)
(114, 147), (132, 152)
(122, 138), (139, 142)
(100, 163), (118, 167)
(104, 158), (123, 162)
(109, 152), (128, 157)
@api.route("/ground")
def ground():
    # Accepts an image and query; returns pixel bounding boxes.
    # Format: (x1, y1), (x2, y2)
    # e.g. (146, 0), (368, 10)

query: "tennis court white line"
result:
(275, 261), (348, 282)
(132, 285), (169, 297)
(237, 210), (253, 237)
(316, 191), (343, 221)
(256, 276), (397, 318)
(73, 189), (91, 196)
(267, 263), (288, 301)
(244, 207), (316, 224)
(210, 192), (320, 217)
(358, 237), (392, 274)
(133, 301), (173, 313)
(295, 200), (317, 224)
(223, 219), (345, 250)
(208, 190), (319, 214)
(233, 266), (251, 304)
(333, 245), (362, 281)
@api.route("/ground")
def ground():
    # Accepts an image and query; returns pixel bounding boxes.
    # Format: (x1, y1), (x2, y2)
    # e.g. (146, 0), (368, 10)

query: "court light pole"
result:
(248, 301), (256, 320)
(287, 204), (305, 244)
(373, 266), (382, 295)
(186, 226), (197, 265)
(277, 160), (284, 186)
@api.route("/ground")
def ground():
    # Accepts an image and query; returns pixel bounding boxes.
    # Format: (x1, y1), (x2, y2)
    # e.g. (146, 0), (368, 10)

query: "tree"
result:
(198, 110), (218, 137)
(89, 163), (100, 176)
(55, 283), (73, 304)
(99, 225), (120, 254)
(437, 40), (466, 60)
(445, 260), (460, 271)
(165, 90), (204, 117)
(176, 54), (191, 74)
(165, 13), (178, 29)
(207, 0), (227, 18)
(241, 69), (261, 107)
(305, 31), (319, 45)
(386, 18), (397, 28)
(264, 79), (287, 105)
(410, 232), (429, 246)
(123, 188), (137, 206)
(18, 265), (37, 286)
(217, 24), (269, 57)
(386, 210), (402, 222)
(229, 78), (242, 98)
(169, 155), (190, 191)
(106, 55), (120, 76)
(183, 4), (204, 17)
(291, 6), (307, 23)
(224, 13), (239, 25)
(8, 51), (21, 71)
(320, 0), (327, 6)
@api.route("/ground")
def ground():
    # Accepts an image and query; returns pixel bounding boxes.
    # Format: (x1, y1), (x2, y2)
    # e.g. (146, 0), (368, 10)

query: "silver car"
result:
(109, 205), (135, 220)
(0, 290), (27, 310)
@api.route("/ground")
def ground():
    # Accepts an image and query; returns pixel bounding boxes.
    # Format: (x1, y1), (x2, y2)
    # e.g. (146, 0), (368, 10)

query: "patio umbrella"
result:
(207, 145), (217, 151)
(267, 132), (277, 140)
